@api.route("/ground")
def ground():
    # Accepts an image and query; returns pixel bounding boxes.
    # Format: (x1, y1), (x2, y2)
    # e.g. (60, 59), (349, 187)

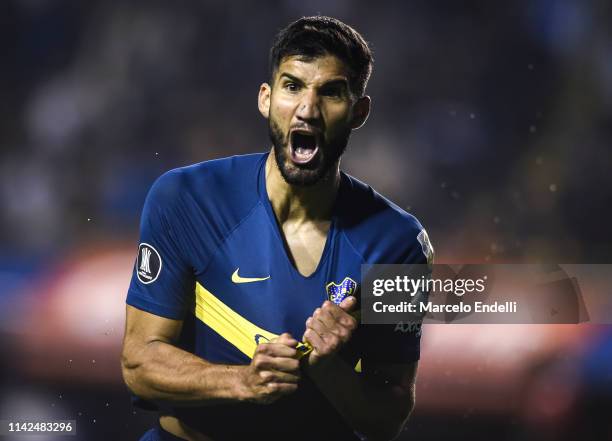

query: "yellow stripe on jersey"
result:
(194, 282), (362, 372)
(194, 282), (312, 359)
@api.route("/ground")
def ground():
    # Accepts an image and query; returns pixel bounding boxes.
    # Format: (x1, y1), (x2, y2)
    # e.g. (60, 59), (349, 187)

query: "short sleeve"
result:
(357, 322), (423, 364)
(126, 172), (194, 319)
(359, 227), (433, 364)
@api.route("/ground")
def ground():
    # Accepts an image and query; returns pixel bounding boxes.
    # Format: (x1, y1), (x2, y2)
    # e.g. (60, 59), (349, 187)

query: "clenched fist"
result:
(302, 296), (358, 368)
(240, 333), (301, 404)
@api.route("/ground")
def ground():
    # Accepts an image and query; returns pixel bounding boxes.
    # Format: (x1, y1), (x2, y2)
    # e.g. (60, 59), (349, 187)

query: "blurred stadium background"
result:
(1, 0), (611, 440)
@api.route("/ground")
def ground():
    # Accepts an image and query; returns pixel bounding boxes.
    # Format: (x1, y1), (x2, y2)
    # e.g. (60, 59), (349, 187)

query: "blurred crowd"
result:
(2, 0), (612, 264)
(0, 1), (611, 440)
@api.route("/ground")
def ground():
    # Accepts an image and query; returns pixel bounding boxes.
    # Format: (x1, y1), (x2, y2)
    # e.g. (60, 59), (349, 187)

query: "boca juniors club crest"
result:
(326, 277), (357, 305)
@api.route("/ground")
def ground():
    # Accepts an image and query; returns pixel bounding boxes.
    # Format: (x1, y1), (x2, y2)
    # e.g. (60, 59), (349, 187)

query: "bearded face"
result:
(262, 54), (359, 186)
(268, 110), (350, 186)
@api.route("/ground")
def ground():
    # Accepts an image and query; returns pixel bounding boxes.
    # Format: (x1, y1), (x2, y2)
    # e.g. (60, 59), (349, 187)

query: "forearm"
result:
(307, 356), (414, 440)
(122, 340), (248, 405)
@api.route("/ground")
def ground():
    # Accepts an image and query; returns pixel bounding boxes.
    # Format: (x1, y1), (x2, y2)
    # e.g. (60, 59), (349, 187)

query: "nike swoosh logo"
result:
(231, 268), (270, 284)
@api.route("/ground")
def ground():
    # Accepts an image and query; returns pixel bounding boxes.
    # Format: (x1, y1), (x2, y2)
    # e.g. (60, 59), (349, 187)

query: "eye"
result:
(284, 82), (301, 92)
(321, 85), (345, 98)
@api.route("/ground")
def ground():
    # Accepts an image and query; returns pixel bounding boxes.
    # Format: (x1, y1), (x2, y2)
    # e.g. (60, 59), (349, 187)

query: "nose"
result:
(295, 89), (321, 123)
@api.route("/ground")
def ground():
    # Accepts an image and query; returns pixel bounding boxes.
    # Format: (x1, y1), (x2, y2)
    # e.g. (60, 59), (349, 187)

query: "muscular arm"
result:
(303, 299), (418, 440)
(121, 305), (300, 406)
(308, 358), (417, 441)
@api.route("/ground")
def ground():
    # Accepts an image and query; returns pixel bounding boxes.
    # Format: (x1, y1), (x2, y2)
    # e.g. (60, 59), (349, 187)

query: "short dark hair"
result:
(269, 16), (373, 97)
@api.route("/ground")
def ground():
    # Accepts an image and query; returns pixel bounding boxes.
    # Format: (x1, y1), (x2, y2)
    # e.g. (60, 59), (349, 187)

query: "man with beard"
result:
(121, 16), (433, 441)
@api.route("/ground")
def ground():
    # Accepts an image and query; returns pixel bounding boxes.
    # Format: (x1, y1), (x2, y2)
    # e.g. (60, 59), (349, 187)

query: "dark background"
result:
(1, 1), (611, 440)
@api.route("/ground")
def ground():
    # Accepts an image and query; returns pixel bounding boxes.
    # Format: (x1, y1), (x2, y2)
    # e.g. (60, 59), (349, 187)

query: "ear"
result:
(258, 83), (271, 119)
(350, 95), (371, 130)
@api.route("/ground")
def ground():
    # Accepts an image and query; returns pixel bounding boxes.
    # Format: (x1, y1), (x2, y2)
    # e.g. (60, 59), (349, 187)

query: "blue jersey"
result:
(126, 152), (432, 440)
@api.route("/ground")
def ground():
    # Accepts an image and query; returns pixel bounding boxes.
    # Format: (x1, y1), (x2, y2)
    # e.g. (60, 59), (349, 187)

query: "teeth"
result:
(295, 148), (314, 159)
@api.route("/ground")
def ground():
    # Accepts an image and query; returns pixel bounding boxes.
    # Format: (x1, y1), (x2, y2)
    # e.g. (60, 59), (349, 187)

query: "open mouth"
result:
(290, 131), (319, 165)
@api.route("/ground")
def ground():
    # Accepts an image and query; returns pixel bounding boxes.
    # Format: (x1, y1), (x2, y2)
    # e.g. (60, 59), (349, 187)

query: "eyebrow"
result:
(279, 72), (306, 86)
(278, 72), (349, 91)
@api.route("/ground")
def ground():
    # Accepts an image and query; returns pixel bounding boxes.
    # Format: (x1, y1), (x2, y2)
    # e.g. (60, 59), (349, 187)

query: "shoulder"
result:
(139, 153), (267, 263)
(150, 153), (264, 197)
(339, 173), (424, 238)
(338, 173), (434, 264)
(146, 153), (265, 210)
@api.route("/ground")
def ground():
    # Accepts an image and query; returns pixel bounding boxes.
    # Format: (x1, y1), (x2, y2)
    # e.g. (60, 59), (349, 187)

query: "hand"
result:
(302, 297), (358, 368)
(240, 333), (301, 404)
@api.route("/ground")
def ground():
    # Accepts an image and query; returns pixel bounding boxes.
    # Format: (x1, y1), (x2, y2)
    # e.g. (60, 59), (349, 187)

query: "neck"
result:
(265, 148), (340, 224)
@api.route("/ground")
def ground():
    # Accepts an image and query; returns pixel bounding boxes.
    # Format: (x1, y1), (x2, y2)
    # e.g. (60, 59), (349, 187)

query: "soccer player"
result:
(121, 16), (433, 441)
